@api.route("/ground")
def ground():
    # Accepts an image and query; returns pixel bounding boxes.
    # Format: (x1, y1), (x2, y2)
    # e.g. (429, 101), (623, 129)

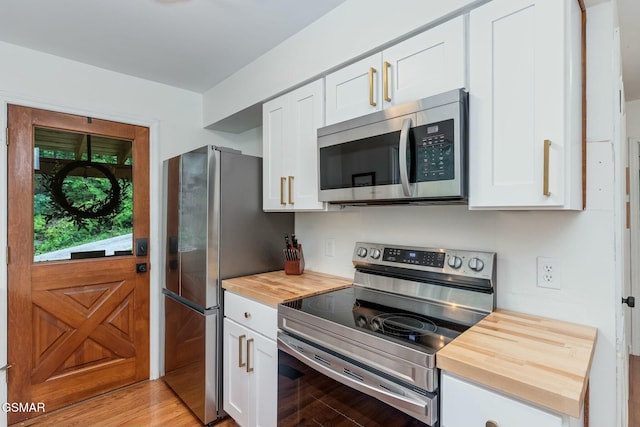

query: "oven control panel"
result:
(353, 241), (496, 281)
(383, 247), (445, 268)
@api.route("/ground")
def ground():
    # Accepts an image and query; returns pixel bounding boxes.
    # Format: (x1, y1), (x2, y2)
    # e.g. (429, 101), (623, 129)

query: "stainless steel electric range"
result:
(277, 242), (496, 427)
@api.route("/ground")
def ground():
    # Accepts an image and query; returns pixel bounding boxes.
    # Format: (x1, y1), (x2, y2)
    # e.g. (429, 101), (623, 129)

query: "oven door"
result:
(277, 332), (437, 427)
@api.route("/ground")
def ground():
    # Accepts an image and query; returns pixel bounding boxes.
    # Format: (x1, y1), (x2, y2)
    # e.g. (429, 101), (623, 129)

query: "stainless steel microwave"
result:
(317, 89), (468, 205)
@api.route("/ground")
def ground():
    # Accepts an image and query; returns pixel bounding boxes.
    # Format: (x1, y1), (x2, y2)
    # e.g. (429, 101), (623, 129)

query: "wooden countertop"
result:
(221, 270), (352, 307)
(436, 309), (597, 418)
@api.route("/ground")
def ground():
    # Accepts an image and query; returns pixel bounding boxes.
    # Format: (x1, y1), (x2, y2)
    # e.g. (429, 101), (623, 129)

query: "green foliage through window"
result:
(33, 132), (134, 257)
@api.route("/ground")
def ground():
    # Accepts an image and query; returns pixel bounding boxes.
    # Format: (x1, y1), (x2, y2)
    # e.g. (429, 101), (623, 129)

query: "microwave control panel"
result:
(414, 119), (455, 182)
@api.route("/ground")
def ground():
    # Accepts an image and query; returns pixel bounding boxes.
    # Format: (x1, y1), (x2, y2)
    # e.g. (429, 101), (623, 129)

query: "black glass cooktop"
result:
(281, 286), (468, 353)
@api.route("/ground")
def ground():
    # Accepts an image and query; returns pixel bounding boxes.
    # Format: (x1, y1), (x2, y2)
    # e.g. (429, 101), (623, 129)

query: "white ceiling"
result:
(0, 0), (346, 93)
(0, 0), (638, 100)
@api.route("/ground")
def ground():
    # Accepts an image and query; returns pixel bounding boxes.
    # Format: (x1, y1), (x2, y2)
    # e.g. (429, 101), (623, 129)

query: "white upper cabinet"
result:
(468, 0), (583, 209)
(263, 79), (325, 211)
(325, 15), (467, 126)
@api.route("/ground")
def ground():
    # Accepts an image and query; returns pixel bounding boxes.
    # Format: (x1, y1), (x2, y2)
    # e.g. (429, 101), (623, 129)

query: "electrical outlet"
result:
(324, 239), (336, 257)
(536, 256), (561, 289)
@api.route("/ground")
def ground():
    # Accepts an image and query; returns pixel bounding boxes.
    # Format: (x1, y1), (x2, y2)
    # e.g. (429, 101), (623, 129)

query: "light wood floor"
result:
(631, 355), (640, 427)
(10, 380), (240, 427)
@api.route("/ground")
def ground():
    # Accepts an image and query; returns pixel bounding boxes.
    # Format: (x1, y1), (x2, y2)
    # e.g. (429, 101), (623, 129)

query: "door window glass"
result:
(33, 127), (133, 262)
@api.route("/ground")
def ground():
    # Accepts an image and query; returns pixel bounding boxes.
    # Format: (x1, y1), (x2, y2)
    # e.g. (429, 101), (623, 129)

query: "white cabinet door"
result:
(288, 81), (325, 210)
(223, 293), (278, 427)
(468, 0), (582, 209)
(223, 318), (250, 427)
(325, 53), (382, 125)
(325, 16), (467, 126)
(441, 372), (565, 427)
(251, 332), (277, 427)
(263, 79), (325, 211)
(384, 15), (466, 107)
(263, 95), (290, 211)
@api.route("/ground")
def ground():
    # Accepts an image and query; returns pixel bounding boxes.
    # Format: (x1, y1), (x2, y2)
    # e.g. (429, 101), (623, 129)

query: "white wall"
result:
(0, 41), (259, 427)
(202, 0), (489, 128)
(627, 99), (640, 138)
(294, 2), (620, 426)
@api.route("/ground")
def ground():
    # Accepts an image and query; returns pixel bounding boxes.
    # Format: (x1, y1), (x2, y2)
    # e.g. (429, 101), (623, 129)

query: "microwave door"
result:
(398, 117), (413, 197)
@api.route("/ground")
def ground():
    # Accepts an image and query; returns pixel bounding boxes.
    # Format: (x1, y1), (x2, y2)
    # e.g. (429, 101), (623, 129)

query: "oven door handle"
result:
(399, 117), (413, 197)
(278, 337), (430, 419)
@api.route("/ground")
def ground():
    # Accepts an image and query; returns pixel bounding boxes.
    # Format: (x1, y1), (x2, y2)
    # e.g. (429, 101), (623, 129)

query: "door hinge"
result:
(5, 246), (9, 265)
(5, 128), (8, 146)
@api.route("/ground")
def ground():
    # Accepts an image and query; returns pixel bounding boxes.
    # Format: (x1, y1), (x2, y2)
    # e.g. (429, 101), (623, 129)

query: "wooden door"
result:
(7, 105), (150, 424)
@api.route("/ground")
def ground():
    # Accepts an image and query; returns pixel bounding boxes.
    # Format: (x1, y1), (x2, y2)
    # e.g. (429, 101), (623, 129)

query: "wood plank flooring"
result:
(9, 380), (239, 427)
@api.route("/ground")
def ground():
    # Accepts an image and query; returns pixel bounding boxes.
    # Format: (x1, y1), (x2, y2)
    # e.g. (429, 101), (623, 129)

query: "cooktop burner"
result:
(371, 313), (438, 336)
(351, 298), (468, 351)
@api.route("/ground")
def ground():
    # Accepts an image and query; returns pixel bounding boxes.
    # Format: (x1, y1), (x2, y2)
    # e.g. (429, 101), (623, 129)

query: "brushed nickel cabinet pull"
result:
(369, 67), (377, 106)
(280, 177), (286, 205)
(383, 61), (391, 102)
(246, 338), (254, 373)
(288, 176), (294, 205)
(238, 334), (246, 368)
(486, 420), (499, 427)
(543, 139), (551, 196)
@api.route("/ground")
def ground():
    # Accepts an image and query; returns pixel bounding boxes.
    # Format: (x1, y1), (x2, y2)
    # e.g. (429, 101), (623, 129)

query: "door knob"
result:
(623, 296), (636, 307)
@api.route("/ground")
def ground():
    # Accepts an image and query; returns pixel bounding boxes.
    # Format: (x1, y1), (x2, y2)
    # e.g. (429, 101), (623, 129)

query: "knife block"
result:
(284, 245), (305, 275)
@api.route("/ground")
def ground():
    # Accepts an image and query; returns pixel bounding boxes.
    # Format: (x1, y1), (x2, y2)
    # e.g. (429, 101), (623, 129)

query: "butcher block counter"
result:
(437, 309), (597, 419)
(221, 270), (352, 307)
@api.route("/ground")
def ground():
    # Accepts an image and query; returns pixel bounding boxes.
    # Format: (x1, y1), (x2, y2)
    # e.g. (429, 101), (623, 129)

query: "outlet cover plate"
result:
(536, 256), (561, 290)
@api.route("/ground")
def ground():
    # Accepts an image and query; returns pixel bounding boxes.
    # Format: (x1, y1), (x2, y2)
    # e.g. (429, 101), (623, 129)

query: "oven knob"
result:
(370, 248), (381, 259)
(357, 247), (368, 258)
(447, 255), (463, 269)
(468, 257), (485, 272)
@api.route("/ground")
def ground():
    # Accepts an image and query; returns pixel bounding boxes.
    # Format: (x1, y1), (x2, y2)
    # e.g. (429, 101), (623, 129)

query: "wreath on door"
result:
(42, 160), (128, 229)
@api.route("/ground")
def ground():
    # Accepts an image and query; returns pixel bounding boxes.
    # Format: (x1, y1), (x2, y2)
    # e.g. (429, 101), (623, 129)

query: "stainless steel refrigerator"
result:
(162, 146), (293, 424)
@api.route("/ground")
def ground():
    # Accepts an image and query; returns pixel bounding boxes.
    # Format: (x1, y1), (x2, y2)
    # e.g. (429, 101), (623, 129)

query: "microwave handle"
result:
(399, 117), (413, 196)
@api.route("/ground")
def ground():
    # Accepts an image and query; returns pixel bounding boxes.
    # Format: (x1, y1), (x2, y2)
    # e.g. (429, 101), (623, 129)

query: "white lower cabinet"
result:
(223, 292), (277, 427)
(441, 372), (581, 427)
